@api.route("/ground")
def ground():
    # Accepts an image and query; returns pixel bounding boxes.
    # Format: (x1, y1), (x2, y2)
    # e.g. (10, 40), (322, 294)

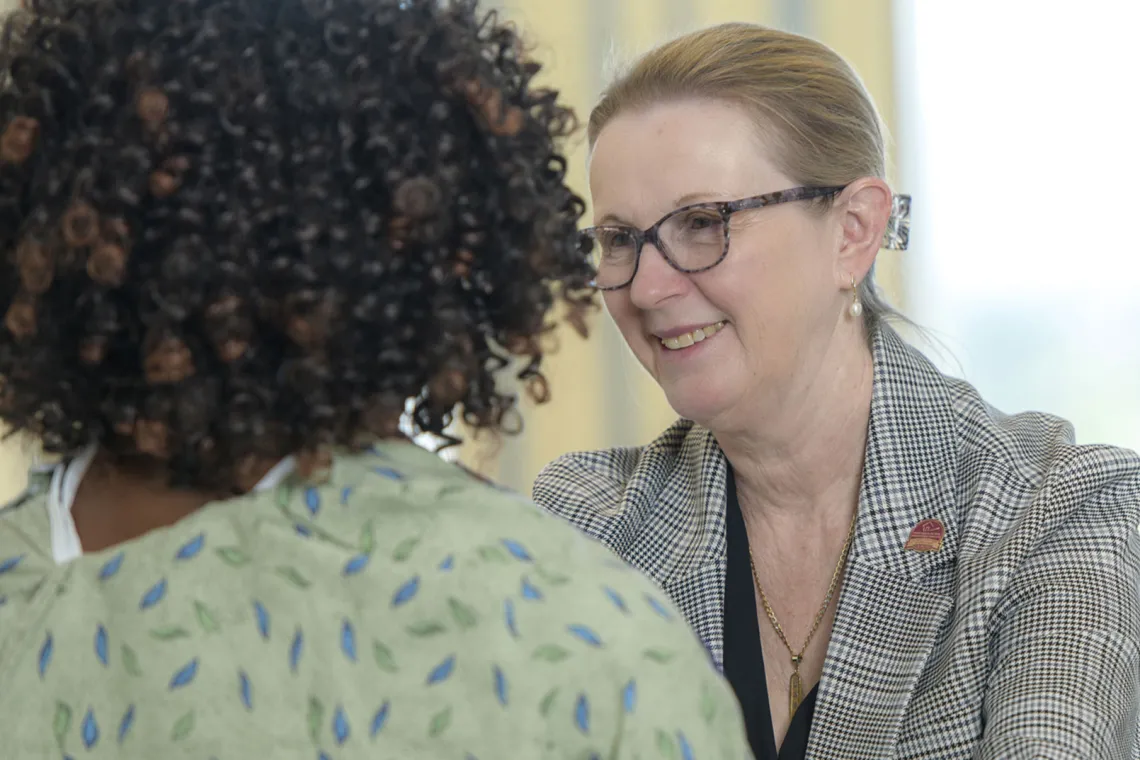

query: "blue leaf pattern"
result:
(2, 451), (725, 757)
(371, 466), (404, 480)
(169, 658), (199, 689)
(175, 533), (205, 561)
(574, 694), (589, 734)
(678, 732), (694, 760)
(140, 579), (168, 610)
(391, 576), (419, 607)
(567, 625), (603, 648)
(341, 619), (357, 662)
(645, 593), (674, 621)
(343, 553), (370, 576)
(370, 702), (390, 737)
(520, 578), (543, 601)
(305, 488), (321, 517)
(604, 587), (629, 614)
(95, 625), (109, 666)
(504, 599), (518, 638)
(493, 665), (508, 706)
(623, 680), (636, 713)
(289, 629), (304, 673)
(240, 671), (253, 710)
(38, 633), (52, 678)
(501, 539), (532, 562)
(333, 705), (350, 746)
(254, 601), (270, 639)
(426, 655), (456, 685)
(98, 552), (125, 581)
(82, 708), (99, 748)
(0, 554), (22, 575)
(118, 705), (135, 744)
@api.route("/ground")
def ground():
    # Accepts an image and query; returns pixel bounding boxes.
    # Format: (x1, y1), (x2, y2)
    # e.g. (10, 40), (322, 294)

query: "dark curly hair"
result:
(0, 0), (593, 490)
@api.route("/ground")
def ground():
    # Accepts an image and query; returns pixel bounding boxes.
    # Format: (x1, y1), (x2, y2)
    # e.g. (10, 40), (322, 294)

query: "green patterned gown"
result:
(0, 441), (752, 759)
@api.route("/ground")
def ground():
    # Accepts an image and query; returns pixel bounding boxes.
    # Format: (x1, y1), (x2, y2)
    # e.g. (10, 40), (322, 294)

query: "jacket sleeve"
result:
(979, 469), (1140, 760)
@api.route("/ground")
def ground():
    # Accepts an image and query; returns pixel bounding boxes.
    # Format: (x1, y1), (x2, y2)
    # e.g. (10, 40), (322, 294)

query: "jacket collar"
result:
(604, 324), (962, 616)
(805, 324), (959, 758)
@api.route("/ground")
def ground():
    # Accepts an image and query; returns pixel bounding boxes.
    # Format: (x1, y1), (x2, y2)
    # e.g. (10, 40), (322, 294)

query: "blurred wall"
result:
(474, 0), (906, 492)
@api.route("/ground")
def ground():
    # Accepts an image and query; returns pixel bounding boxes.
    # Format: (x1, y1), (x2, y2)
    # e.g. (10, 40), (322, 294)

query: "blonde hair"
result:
(589, 23), (898, 326)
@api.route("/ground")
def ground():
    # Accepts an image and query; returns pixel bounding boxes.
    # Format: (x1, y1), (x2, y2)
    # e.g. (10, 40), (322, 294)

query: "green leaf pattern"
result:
(9, 450), (738, 758)
(52, 701), (71, 747)
(171, 711), (195, 741)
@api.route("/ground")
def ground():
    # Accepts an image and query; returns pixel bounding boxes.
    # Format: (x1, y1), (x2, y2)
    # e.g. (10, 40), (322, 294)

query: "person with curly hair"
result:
(0, 1), (752, 757)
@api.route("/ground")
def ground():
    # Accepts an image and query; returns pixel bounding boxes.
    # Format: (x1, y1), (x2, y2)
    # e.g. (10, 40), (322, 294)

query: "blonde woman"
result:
(535, 23), (1140, 760)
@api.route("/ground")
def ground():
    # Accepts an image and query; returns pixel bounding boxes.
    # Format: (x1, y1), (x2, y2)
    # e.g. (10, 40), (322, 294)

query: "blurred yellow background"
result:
(0, 0), (905, 501)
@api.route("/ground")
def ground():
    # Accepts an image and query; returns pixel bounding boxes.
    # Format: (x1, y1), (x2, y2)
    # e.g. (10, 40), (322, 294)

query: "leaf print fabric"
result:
(0, 442), (751, 759)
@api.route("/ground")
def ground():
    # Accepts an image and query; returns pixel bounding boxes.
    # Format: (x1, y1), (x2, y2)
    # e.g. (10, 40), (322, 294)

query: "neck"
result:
(69, 452), (265, 553)
(714, 327), (874, 521)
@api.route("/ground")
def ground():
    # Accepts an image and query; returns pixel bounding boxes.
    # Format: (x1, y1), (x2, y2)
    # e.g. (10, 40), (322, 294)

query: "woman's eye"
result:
(604, 231), (635, 248)
(679, 212), (721, 233)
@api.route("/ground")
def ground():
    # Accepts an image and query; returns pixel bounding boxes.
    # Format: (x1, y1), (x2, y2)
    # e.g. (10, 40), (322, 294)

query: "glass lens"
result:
(658, 206), (725, 271)
(580, 226), (638, 288)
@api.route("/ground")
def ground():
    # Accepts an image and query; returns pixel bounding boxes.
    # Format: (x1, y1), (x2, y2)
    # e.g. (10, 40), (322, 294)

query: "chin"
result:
(661, 378), (734, 427)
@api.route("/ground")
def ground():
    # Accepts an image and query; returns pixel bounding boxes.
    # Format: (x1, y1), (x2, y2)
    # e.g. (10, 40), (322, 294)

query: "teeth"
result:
(660, 321), (726, 350)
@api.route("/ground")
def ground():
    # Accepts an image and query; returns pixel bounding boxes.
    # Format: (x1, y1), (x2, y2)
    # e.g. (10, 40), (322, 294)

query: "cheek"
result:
(603, 292), (637, 332)
(691, 261), (767, 324)
(705, 237), (826, 326)
(603, 292), (652, 350)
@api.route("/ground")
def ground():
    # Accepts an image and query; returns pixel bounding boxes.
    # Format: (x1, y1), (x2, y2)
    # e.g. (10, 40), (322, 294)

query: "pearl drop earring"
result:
(848, 275), (863, 318)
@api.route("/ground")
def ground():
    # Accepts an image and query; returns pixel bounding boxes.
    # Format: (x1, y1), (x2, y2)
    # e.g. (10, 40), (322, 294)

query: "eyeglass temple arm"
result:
(883, 194), (911, 251)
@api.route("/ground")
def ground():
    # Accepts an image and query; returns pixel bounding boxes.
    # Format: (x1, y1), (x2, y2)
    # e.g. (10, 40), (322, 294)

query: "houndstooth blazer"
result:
(533, 325), (1140, 759)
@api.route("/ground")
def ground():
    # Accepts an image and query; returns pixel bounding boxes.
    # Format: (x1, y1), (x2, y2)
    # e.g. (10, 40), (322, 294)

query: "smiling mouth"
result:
(658, 321), (728, 351)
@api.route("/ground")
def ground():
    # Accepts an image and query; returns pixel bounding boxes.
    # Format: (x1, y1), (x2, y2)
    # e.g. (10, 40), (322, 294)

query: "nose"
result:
(628, 241), (687, 309)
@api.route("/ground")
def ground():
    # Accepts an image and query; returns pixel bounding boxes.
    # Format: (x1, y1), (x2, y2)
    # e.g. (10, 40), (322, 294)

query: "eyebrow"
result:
(595, 191), (728, 227)
(595, 211), (633, 226)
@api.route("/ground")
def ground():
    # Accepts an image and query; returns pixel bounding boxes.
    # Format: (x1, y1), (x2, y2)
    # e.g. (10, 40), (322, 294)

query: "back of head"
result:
(0, 0), (592, 490)
(589, 23), (897, 325)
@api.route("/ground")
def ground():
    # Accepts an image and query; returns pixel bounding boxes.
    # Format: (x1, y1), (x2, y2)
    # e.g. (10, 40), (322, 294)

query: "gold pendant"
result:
(788, 669), (804, 716)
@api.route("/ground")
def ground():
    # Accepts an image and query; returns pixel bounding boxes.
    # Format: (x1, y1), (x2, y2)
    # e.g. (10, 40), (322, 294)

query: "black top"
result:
(723, 468), (817, 760)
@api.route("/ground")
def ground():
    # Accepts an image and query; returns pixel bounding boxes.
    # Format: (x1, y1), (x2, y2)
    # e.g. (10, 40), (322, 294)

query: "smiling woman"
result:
(586, 94), (895, 430)
(535, 22), (1140, 760)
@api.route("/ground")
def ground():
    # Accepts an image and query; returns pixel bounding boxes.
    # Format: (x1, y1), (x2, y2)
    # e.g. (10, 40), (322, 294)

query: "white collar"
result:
(49, 447), (296, 565)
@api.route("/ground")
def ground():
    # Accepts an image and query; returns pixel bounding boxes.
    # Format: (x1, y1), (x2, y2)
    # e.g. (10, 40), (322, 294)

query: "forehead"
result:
(588, 99), (788, 224)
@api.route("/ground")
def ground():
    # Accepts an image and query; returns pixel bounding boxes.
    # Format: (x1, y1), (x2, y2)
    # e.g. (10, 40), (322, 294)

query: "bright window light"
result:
(897, 1), (1140, 451)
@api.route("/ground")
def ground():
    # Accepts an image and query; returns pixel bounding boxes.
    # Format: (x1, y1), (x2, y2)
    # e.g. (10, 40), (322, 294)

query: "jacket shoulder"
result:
(531, 419), (702, 534)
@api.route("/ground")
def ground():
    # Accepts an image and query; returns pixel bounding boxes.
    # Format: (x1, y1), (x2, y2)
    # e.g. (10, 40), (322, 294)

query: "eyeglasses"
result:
(579, 185), (846, 290)
(580, 185), (851, 291)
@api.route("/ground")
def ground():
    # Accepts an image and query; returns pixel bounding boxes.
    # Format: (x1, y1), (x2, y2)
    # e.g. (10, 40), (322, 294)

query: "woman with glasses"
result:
(0, 1), (753, 757)
(534, 23), (1140, 760)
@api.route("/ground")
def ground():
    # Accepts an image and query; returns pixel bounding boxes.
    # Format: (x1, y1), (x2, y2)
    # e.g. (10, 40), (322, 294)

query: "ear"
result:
(832, 178), (893, 286)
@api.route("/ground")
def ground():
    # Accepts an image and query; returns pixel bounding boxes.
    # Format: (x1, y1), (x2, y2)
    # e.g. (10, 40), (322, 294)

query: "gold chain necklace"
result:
(747, 508), (857, 721)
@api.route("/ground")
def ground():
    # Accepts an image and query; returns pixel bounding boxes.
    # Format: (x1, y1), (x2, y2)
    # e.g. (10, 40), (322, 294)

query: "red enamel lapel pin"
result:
(904, 519), (945, 552)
